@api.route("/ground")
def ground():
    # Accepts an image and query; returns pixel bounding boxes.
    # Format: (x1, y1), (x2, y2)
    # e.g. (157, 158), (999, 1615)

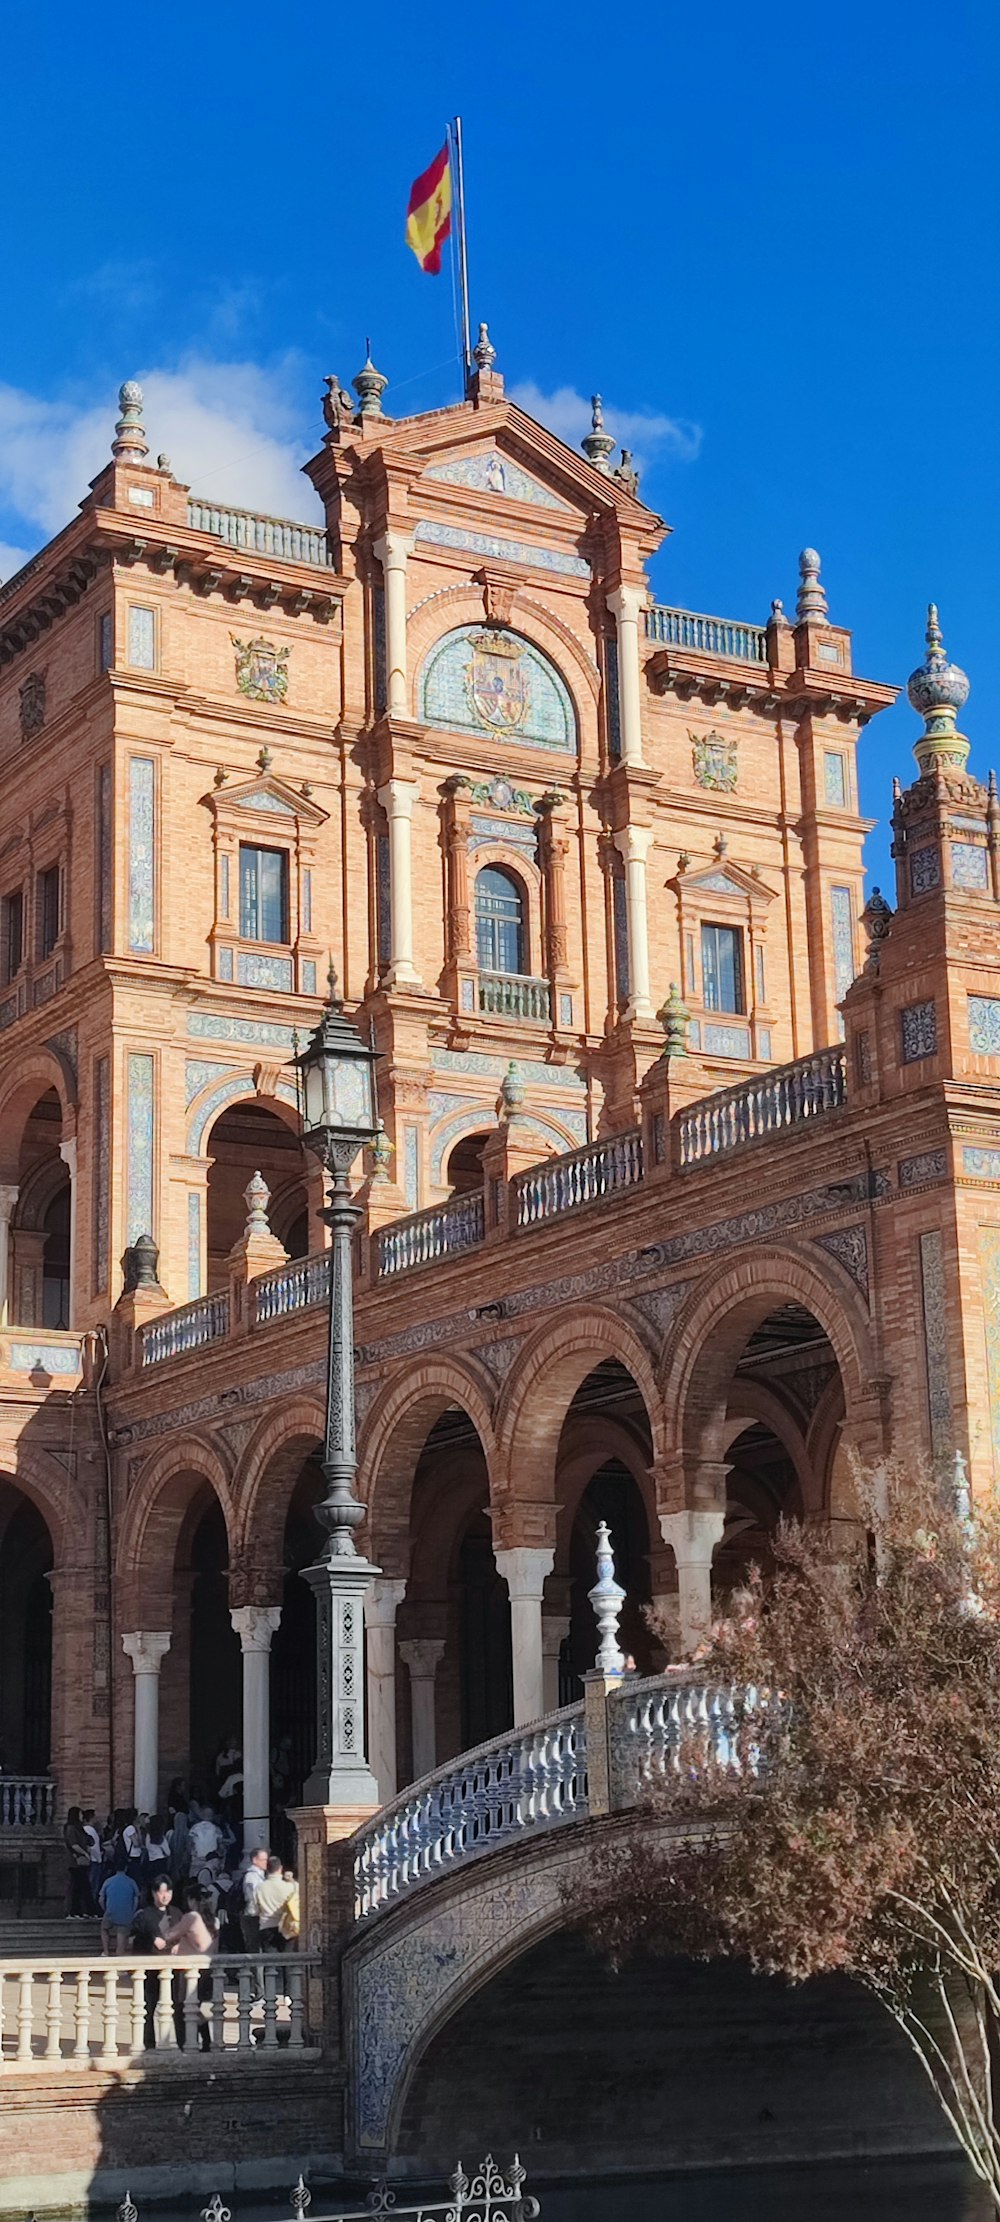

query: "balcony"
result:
(645, 604), (768, 665)
(186, 500), (335, 570)
(478, 973), (551, 1024)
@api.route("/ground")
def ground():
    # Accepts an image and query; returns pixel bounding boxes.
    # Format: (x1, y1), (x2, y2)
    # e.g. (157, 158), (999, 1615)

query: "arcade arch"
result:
(204, 1098), (312, 1289)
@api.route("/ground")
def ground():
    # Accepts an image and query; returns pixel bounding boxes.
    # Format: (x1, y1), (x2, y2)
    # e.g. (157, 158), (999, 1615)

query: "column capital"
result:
(399, 1637), (446, 1679)
(373, 528), (415, 571)
(377, 775), (420, 818)
(607, 582), (646, 627)
(230, 1604), (282, 1653)
(122, 1629), (171, 1674)
(495, 1544), (556, 1601)
(614, 822), (654, 866)
(364, 1577), (407, 1630)
(58, 1138), (78, 1178)
(0, 1184), (18, 1221)
(658, 1508), (726, 1565)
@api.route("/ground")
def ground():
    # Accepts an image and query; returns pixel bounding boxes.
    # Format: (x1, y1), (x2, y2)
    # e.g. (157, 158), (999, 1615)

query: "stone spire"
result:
(352, 343), (388, 420)
(472, 321), (497, 373)
(112, 381), (148, 464)
(581, 395), (615, 474)
(796, 547), (827, 622)
(906, 603), (971, 775)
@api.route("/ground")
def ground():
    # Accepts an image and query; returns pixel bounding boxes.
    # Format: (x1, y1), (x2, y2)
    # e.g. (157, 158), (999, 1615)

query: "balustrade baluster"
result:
(210, 1965), (227, 2051)
(237, 1962), (254, 2050)
(98, 1967), (119, 2062)
(262, 1961), (279, 2049)
(16, 1969), (33, 2061)
(287, 1964), (306, 2048)
(45, 1967), (62, 2060)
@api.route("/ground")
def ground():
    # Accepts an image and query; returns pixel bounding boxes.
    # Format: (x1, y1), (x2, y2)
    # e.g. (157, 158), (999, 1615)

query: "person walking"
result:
(131, 1875), (181, 2047)
(240, 1844), (268, 1952)
(63, 1808), (91, 1920)
(99, 1862), (140, 1955)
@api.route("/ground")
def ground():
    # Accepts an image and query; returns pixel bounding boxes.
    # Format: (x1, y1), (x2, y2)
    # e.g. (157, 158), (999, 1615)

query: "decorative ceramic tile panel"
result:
(372, 586), (386, 717)
(236, 951), (293, 990)
(909, 844), (941, 895)
(424, 451), (569, 509)
(127, 605), (155, 670)
(605, 638), (621, 761)
(186, 1073), (299, 1155)
(420, 625), (575, 751)
(817, 1224), (869, 1295)
(376, 834), (391, 966)
(612, 876), (630, 1001)
(403, 1126), (419, 1210)
(823, 751), (847, 807)
(979, 1225), (1000, 1475)
(188, 1191), (202, 1300)
(469, 812), (537, 854)
(964, 1146), (1000, 1181)
(99, 612), (113, 671)
(697, 871), (745, 897)
(460, 979), (475, 1012)
(901, 999), (937, 1062)
(188, 1012), (298, 1051)
(758, 1028), (772, 1059)
(92, 1055), (109, 1295)
(830, 885), (856, 1002)
(899, 1149), (947, 1187)
(185, 1058), (231, 1106)
(218, 947), (233, 981)
(302, 868), (313, 933)
(687, 1017), (702, 1048)
(240, 791), (295, 815)
(302, 959), (317, 995)
(127, 757), (155, 953)
(220, 854), (230, 918)
(126, 1052), (155, 1245)
(969, 997), (1000, 1055)
(919, 1230), (952, 1454)
(559, 992), (573, 1028)
(8, 1341), (81, 1375)
(414, 519), (589, 578)
(96, 763), (112, 953)
(951, 841), (989, 890)
(430, 1046), (586, 1090)
(704, 1022), (751, 1058)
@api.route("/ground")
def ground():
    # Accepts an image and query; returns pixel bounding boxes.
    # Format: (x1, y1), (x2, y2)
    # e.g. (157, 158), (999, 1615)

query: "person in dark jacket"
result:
(131, 1875), (180, 2047)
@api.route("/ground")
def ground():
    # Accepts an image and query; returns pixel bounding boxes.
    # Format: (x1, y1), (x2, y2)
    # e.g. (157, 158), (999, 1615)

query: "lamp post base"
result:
(301, 1552), (382, 1812)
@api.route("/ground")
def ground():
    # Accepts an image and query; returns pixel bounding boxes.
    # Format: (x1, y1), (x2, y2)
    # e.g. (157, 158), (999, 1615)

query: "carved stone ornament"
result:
(691, 730), (738, 792)
(231, 634), (290, 706)
(467, 775), (534, 815)
(482, 574), (517, 627)
(19, 671), (46, 741)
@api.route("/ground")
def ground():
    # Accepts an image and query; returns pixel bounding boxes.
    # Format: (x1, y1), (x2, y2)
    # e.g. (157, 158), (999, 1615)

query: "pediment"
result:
(422, 446), (572, 513)
(202, 770), (328, 824)
(394, 399), (666, 536)
(680, 862), (774, 903)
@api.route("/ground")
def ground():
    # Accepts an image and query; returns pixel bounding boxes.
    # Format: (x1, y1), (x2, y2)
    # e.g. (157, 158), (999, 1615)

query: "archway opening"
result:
(400, 1404), (505, 1777)
(714, 1299), (843, 1600)
(205, 1100), (309, 1289)
(0, 1484), (53, 1773)
(270, 1456), (324, 1848)
(554, 1361), (655, 1695)
(186, 1495), (240, 1798)
(10, 1087), (69, 1329)
(445, 1132), (492, 1196)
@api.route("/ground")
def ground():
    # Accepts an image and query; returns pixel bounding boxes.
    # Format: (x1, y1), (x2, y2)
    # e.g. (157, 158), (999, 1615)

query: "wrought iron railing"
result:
(252, 1249), (330, 1324)
(186, 500), (335, 569)
(677, 1045), (847, 1167)
(122, 2154), (539, 2222)
(478, 973), (552, 1023)
(376, 1190), (485, 1278)
(0, 1951), (318, 2066)
(353, 1706), (588, 1921)
(0, 1779), (55, 1830)
(645, 603), (769, 663)
(139, 1289), (230, 1367)
(514, 1127), (643, 1228)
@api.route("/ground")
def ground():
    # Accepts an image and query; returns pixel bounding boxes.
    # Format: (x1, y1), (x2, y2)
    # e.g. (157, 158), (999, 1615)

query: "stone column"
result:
(58, 1137), (77, 1329)
(373, 529), (413, 719)
(658, 1510), (726, 1654)
(495, 1546), (555, 1726)
(230, 1605), (281, 1853)
(0, 1185), (17, 1327)
(541, 1613), (570, 1713)
(400, 1639), (445, 1780)
(376, 778), (422, 988)
(364, 1578), (406, 1805)
(607, 583), (646, 767)
(122, 1631), (171, 1815)
(614, 824), (655, 1023)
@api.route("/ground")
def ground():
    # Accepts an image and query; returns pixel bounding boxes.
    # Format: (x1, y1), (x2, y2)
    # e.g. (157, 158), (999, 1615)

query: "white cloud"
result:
(0, 541), (33, 586)
(0, 356), (321, 562)
(510, 381), (702, 476)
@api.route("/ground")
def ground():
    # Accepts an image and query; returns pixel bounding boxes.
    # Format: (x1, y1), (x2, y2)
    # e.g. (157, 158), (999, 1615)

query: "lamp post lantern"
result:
(296, 968), (382, 1809)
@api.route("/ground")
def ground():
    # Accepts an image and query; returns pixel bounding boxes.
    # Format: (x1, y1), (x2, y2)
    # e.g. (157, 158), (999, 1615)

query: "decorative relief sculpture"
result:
(231, 634), (290, 706)
(19, 671), (46, 740)
(691, 731), (738, 791)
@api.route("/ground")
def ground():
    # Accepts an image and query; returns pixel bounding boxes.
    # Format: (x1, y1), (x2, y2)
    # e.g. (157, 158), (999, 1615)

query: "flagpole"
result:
(450, 114), (472, 389)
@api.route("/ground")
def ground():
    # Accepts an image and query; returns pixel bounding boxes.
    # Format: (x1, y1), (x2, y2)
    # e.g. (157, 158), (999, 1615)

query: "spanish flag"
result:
(406, 140), (452, 274)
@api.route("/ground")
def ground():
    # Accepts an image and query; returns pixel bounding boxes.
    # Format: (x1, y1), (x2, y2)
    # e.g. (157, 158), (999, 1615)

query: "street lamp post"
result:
(296, 970), (382, 1810)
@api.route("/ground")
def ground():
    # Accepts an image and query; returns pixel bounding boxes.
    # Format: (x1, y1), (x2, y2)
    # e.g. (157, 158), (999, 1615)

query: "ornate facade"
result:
(0, 346), (996, 1836)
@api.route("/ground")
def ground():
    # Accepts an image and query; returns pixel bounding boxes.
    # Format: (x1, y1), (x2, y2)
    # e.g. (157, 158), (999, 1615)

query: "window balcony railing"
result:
(376, 1191), (486, 1278)
(478, 973), (551, 1023)
(645, 604), (769, 665)
(677, 1045), (848, 1166)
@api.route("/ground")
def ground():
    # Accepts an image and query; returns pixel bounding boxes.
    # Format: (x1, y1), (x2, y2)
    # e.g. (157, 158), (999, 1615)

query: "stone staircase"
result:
(0, 1917), (101, 1956)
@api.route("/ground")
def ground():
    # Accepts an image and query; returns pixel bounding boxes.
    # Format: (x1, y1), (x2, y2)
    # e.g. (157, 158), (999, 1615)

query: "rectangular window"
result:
(239, 845), (288, 945)
(127, 605), (155, 670)
(2, 890), (24, 982)
(824, 751), (848, 808)
(99, 612), (114, 671)
(36, 864), (61, 960)
(701, 922), (745, 1014)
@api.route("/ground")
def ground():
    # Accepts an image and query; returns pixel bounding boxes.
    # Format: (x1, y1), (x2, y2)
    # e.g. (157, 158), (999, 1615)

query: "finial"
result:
(581, 394), (615, 474)
(657, 982), (691, 1059)
(769, 597), (789, 628)
(112, 381), (148, 464)
(256, 745), (272, 773)
(713, 832), (728, 857)
(243, 1171), (271, 1237)
(473, 321), (497, 371)
(353, 346), (388, 419)
(289, 2178), (312, 2222)
(796, 547), (828, 622)
(588, 1521), (625, 1675)
(326, 956), (342, 1007)
(906, 603), (971, 775)
(116, 2195), (139, 2222)
(861, 886), (892, 973)
(369, 1123), (394, 1183)
(499, 1059), (524, 1119)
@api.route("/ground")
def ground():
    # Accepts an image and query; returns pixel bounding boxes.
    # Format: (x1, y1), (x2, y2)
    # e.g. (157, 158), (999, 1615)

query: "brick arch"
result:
(187, 1077), (301, 1158)
(231, 1394), (327, 1573)
(659, 1243), (874, 1482)
(405, 583), (601, 712)
(495, 1307), (664, 1515)
(357, 1358), (498, 1580)
(0, 1439), (85, 1565)
(117, 1433), (237, 1625)
(0, 1052), (76, 1185)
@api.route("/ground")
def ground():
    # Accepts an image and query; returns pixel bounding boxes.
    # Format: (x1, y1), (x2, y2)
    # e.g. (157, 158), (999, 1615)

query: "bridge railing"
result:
(607, 1672), (777, 1804)
(0, 1951), (319, 2067)
(353, 1705), (588, 1922)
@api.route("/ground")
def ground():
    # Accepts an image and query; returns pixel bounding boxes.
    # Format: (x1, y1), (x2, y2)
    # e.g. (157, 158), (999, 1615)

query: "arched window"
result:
(475, 867), (525, 976)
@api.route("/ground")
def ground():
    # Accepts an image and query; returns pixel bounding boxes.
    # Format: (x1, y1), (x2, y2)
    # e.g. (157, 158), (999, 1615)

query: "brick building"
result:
(0, 344), (997, 1834)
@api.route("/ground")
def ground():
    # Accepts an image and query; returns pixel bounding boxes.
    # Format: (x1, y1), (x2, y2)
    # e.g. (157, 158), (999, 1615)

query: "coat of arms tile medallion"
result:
(691, 730), (738, 791)
(231, 634), (290, 706)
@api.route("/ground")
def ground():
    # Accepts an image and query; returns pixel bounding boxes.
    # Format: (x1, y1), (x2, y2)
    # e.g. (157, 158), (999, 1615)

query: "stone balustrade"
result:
(139, 1290), (231, 1367)
(0, 1952), (318, 2067)
(376, 1191), (486, 1279)
(514, 1127), (644, 1228)
(645, 604), (769, 664)
(252, 1249), (330, 1325)
(186, 501), (335, 569)
(607, 1672), (777, 1804)
(0, 1779), (55, 1831)
(676, 1046), (848, 1167)
(478, 972), (552, 1023)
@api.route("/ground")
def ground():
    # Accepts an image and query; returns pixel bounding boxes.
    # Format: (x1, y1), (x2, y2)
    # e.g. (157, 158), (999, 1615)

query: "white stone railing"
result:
(252, 1248), (330, 1325)
(0, 1952), (319, 2067)
(677, 1045), (848, 1167)
(478, 973), (552, 1024)
(645, 603), (769, 664)
(353, 1706), (588, 1922)
(607, 1672), (776, 1805)
(186, 501), (335, 569)
(375, 1190), (485, 1279)
(139, 1290), (230, 1367)
(514, 1127), (643, 1228)
(0, 1779), (55, 1830)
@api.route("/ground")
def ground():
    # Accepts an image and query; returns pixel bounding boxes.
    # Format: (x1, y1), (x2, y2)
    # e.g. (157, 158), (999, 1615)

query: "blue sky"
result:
(3, 0), (998, 884)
